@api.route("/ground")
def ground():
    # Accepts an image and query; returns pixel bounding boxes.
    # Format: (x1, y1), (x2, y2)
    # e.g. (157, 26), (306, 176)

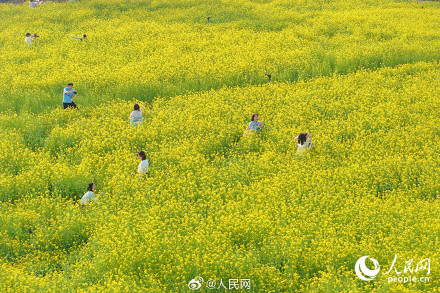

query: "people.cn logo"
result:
(355, 256), (380, 281)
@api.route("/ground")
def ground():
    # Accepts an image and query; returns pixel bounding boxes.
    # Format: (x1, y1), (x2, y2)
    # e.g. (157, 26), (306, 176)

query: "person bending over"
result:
(295, 132), (313, 153)
(71, 34), (87, 41)
(81, 182), (96, 205)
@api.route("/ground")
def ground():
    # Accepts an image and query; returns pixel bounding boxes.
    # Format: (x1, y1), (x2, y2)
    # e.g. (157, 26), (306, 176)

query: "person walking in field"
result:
(63, 83), (78, 109)
(130, 104), (144, 126)
(25, 33), (38, 47)
(137, 150), (149, 174)
(70, 34), (87, 41)
(246, 113), (265, 133)
(81, 182), (97, 205)
(295, 132), (313, 152)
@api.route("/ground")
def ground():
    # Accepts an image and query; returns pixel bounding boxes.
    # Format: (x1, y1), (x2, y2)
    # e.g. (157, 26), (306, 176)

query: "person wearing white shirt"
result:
(25, 33), (38, 47)
(81, 183), (97, 205)
(137, 150), (149, 174)
(130, 104), (144, 126)
(29, 0), (41, 8)
(71, 34), (87, 41)
(295, 132), (313, 153)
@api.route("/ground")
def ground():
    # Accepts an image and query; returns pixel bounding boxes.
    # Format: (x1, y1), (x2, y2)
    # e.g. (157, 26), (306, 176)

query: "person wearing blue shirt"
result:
(246, 113), (265, 132)
(63, 83), (77, 109)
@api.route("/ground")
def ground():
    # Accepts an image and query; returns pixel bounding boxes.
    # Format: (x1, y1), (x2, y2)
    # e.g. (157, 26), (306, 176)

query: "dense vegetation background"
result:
(0, 0), (439, 292)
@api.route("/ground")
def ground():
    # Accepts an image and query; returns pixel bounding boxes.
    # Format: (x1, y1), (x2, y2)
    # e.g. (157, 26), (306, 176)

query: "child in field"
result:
(25, 33), (38, 47)
(246, 113), (265, 133)
(81, 183), (96, 205)
(295, 132), (313, 153)
(71, 34), (87, 41)
(137, 150), (149, 174)
(130, 104), (144, 126)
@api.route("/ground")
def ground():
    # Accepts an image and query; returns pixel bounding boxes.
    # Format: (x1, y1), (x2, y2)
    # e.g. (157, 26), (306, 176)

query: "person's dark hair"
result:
(138, 150), (146, 160)
(26, 33), (31, 36)
(87, 182), (94, 192)
(251, 113), (258, 122)
(67, 83), (73, 86)
(298, 133), (308, 145)
(134, 104), (140, 111)
(83, 34), (87, 38)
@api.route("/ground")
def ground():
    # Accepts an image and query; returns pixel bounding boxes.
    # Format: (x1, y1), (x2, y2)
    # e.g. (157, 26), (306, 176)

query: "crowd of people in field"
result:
(24, 15), (312, 205)
(72, 85), (312, 204)
(76, 101), (312, 205)
(69, 80), (312, 205)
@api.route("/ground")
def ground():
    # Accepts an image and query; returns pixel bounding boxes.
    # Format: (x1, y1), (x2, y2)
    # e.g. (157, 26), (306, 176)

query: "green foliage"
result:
(0, 0), (440, 292)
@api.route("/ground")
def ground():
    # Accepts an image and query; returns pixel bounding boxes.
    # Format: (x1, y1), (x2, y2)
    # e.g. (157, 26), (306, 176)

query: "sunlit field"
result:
(0, 0), (440, 292)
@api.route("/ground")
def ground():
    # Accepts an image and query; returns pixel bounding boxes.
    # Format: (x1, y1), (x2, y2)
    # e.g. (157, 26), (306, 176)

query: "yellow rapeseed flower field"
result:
(0, 0), (440, 292)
